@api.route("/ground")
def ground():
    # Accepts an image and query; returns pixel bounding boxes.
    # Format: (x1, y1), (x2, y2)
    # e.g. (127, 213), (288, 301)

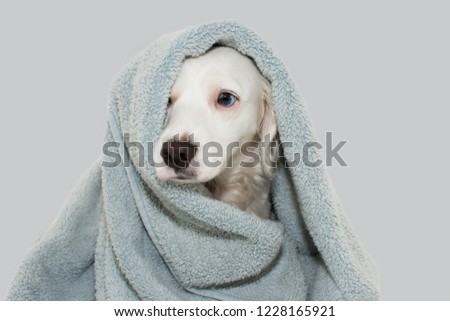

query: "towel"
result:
(8, 21), (379, 300)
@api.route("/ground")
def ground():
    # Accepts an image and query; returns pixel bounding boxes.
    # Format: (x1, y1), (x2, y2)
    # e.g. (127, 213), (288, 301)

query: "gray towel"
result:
(8, 21), (379, 300)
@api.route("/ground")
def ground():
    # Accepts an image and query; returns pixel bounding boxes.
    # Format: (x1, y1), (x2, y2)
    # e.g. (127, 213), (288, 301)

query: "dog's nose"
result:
(160, 140), (198, 170)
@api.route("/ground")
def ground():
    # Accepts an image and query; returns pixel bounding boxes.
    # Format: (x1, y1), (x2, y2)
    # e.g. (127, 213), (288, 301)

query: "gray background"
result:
(1, 1), (448, 300)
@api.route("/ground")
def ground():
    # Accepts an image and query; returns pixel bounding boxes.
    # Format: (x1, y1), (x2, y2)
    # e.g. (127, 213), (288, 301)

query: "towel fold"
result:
(8, 21), (379, 300)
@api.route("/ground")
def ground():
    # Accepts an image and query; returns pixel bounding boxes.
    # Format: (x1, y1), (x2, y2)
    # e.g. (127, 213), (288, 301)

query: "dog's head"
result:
(153, 46), (277, 183)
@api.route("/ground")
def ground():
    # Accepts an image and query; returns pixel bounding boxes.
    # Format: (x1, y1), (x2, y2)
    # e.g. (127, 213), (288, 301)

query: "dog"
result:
(153, 46), (278, 219)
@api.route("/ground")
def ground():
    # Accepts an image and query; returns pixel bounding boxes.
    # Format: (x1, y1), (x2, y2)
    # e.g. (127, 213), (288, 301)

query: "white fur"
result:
(154, 47), (277, 218)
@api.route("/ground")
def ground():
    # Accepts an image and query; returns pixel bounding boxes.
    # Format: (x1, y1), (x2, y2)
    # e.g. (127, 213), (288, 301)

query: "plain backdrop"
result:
(1, 1), (449, 300)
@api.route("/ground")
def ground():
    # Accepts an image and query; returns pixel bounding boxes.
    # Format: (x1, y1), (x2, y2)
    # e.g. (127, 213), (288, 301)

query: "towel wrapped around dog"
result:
(8, 21), (379, 300)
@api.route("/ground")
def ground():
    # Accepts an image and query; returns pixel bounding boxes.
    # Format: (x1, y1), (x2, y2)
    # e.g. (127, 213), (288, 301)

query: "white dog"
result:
(153, 46), (277, 219)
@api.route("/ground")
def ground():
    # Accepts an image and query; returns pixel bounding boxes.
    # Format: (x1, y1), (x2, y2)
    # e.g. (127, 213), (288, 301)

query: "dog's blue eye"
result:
(217, 92), (237, 107)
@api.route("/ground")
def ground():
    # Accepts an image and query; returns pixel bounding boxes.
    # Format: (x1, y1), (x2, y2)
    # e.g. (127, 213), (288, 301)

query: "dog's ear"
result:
(257, 78), (278, 178)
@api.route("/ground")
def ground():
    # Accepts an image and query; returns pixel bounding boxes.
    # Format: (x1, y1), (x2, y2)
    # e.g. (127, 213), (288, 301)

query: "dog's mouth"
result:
(155, 166), (185, 178)
(155, 165), (202, 183)
(170, 169), (198, 182)
(155, 164), (219, 184)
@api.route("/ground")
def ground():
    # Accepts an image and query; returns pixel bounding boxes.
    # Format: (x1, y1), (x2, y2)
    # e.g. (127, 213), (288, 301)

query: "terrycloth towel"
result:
(8, 21), (379, 300)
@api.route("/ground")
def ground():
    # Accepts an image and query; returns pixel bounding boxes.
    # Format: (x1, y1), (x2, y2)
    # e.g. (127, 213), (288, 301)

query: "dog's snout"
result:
(161, 140), (197, 170)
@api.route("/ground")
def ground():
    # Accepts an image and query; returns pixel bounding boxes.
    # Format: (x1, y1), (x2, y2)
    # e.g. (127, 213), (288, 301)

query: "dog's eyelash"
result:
(220, 90), (239, 100)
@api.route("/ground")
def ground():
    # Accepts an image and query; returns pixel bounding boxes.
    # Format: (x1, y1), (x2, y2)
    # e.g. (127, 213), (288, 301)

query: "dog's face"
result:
(153, 46), (276, 183)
